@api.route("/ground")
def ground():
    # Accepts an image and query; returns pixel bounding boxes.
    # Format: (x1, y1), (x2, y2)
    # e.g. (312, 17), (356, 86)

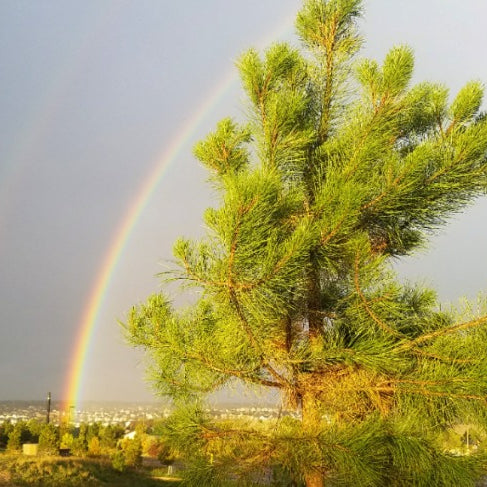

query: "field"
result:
(0, 454), (181, 487)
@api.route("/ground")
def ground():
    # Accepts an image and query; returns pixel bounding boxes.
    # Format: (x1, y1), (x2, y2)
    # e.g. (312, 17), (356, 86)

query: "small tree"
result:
(86, 422), (100, 443)
(60, 432), (74, 450)
(121, 437), (143, 469)
(87, 436), (102, 457)
(26, 419), (42, 443)
(6, 423), (23, 452)
(111, 449), (126, 473)
(0, 421), (12, 449)
(38, 423), (59, 456)
(99, 424), (124, 452)
(71, 423), (88, 456)
(126, 0), (487, 485)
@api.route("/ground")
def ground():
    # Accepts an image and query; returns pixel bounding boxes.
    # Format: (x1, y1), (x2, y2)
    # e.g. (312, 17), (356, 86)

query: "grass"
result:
(0, 453), (181, 487)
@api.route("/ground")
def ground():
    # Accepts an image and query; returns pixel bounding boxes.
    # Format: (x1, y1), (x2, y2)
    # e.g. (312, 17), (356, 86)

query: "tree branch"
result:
(353, 253), (402, 337)
(229, 289), (291, 389)
(402, 314), (487, 349)
(183, 349), (283, 389)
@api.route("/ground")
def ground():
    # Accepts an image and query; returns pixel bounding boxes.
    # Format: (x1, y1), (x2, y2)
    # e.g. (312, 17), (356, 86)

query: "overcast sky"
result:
(1, 0), (487, 403)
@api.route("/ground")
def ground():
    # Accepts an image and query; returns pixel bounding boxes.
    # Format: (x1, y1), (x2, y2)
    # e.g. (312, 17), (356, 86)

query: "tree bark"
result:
(308, 265), (322, 341)
(304, 260), (324, 487)
(305, 470), (324, 487)
(302, 391), (324, 487)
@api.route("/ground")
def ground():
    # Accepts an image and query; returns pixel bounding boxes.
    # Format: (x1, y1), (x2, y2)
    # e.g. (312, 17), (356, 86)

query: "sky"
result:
(1, 0), (487, 403)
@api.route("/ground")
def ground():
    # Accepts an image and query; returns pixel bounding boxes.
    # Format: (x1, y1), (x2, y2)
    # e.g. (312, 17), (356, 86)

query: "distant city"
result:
(0, 400), (293, 427)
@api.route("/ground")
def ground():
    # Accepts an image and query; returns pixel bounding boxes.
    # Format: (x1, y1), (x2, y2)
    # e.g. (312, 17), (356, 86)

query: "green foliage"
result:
(7, 423), (23, 452)
(26, 419), (43, 443)
(88, 436), (102, 457)
(0, 421), (14, 450)
(0, 454), (180, 486)
(71, 438), (87, 457)
(61, 432), (75, 450)
(125, 0), (487, 485)
(86, 422), (100, 443)
(194, 118), (251, 176)
(5, 421), (36, 452)
(120, 437), (143, 468)
(450, 81), (484, 124)
(39, 423), (59, 456)
(99, 424), (124, 451)
(156, 442), (176, 466)
(3, 455), (96, 486)
(71, 423), (88, 456)
(111, 449), (126, 473)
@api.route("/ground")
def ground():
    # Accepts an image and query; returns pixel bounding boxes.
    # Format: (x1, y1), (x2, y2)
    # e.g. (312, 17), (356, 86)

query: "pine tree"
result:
(126, 1), (487, 485)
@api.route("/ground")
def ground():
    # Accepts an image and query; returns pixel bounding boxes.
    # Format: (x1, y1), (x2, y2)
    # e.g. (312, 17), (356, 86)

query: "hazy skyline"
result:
(1, 0), (487, 402)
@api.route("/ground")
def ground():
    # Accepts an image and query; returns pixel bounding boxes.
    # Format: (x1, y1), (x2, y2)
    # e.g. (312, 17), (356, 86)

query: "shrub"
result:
(38, 423), (59, 455)
(121, 437), (142, 468)
(111, 449), (126, 472)
(6, 424), (22, 452)
(60, 432), (75, 450)
(87, 436), (102, 457)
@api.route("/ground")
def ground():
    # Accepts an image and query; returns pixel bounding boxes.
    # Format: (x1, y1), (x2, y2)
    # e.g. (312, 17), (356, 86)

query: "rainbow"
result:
(63, 10), (296, 410)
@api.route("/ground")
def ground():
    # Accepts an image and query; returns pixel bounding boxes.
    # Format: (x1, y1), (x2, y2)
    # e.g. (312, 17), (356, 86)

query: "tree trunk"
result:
(304, 262), (324, 487)
(307, 259), (322, 342)
(302, 391), (324, 487)
(305, 470), (324, 487)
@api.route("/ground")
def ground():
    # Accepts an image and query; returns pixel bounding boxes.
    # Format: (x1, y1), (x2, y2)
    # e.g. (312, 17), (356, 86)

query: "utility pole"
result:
(46, 392), (51, 424)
